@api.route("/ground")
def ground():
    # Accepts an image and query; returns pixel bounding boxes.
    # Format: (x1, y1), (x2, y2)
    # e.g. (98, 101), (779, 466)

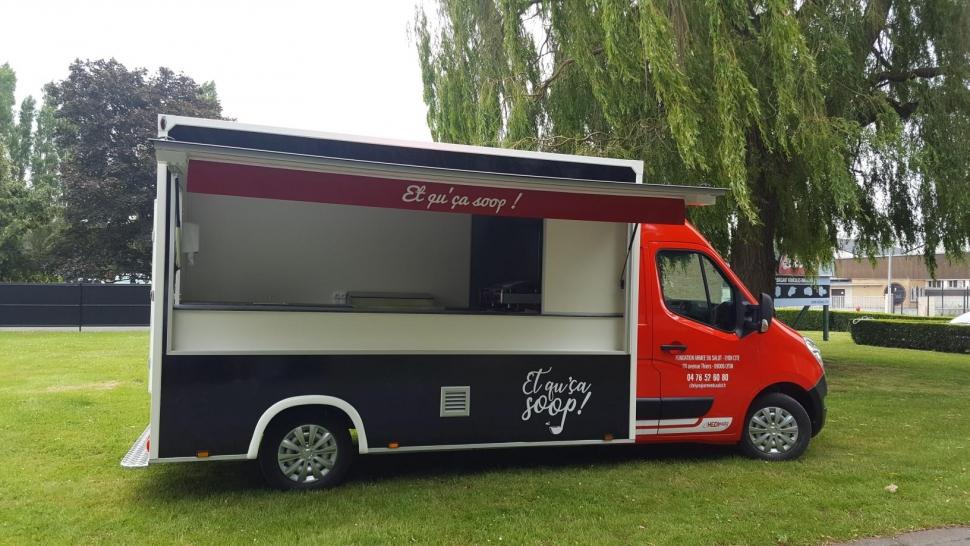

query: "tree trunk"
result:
(731, 130), (778, 298)
(730, 146), (778, 298)
(730, 213), (778, 299)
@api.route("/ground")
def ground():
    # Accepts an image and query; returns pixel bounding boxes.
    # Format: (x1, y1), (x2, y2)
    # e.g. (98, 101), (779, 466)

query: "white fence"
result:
(829, 294), (925, 315)
(925, 296), (970, 317)
(830, 295), (886, 312)
(793, 290), (968, 317)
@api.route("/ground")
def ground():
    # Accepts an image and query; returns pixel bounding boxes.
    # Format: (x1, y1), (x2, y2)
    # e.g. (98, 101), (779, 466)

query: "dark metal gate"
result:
(0, 283), (151, 327)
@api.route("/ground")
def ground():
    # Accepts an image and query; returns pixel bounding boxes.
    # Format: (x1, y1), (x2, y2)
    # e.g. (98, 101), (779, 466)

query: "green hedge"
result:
(775, 308), (950, 332)
(850, 318), (970, 353)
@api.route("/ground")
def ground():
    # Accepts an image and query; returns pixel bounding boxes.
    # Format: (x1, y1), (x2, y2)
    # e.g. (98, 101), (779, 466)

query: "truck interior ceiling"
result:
(173, 185), (624, 317)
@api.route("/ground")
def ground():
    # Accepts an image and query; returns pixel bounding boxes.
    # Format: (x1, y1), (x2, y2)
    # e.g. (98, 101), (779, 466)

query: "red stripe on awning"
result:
(186, 160), (685, 224)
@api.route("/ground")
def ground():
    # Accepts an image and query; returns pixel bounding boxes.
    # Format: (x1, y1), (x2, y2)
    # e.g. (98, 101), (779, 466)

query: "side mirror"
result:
(759, 292), (774, 333)
(738, 292), (775, 337)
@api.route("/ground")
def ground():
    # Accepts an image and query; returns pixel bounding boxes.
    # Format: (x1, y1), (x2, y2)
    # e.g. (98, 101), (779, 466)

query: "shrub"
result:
(850, 319), (970, 353)
(776, 308), (949, 332)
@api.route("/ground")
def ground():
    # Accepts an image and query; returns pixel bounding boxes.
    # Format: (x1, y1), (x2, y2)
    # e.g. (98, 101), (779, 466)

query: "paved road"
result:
(834, 528), (970, 546)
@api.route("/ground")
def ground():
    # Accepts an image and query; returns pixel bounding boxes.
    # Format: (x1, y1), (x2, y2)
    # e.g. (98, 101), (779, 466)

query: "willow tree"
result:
(415, 0), (970, 295)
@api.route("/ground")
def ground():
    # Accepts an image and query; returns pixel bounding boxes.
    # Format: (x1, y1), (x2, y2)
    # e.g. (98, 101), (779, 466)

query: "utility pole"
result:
(885, 246), (894, 313)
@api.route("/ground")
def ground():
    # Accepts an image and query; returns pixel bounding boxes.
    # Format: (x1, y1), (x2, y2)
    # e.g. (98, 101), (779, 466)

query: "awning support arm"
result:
(619, 223), (640, 289)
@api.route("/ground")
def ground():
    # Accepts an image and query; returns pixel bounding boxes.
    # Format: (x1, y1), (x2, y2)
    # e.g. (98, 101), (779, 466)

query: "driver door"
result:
(646, 245), (758, 436)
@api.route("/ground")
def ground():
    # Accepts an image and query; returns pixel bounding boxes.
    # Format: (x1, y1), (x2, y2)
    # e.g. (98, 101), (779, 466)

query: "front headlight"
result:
(804, 336), (824, 369)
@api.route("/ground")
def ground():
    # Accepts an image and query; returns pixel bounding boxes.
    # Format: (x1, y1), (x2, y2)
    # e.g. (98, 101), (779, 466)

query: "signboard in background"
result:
(774, 276), (832, 307)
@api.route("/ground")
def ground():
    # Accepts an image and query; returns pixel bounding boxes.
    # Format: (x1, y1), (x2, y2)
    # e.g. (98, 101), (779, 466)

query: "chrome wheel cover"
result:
(277, 424), (338, 483)
(748, 406), (799, 454)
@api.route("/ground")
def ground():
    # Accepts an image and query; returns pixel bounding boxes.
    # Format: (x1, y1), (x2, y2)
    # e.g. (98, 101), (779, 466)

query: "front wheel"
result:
(258, 410), (355, 490)
(740, 393), (811, 461)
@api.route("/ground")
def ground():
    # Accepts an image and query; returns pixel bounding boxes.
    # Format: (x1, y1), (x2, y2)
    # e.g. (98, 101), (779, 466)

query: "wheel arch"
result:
(749, 382), (822, 437)
(246, 395), (369, 458)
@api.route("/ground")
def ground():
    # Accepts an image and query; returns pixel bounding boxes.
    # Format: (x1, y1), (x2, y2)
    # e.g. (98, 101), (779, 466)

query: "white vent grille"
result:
(440, 386), (470, 417)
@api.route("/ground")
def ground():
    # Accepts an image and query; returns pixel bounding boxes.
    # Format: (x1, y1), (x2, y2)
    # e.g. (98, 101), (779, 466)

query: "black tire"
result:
(258, 409), (355, 490)
(740, 393), (812, 461)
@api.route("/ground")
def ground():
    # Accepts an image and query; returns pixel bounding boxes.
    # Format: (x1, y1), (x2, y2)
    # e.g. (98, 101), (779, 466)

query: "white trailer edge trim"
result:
(245, 395), (371, 458)
(627, 223), (641, 443)
(151, 437), (637, 462)
(148, 163), (167, 461)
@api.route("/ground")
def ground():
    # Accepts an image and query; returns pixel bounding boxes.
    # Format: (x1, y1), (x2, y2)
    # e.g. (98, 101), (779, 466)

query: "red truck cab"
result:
(635, 221), (826, 459)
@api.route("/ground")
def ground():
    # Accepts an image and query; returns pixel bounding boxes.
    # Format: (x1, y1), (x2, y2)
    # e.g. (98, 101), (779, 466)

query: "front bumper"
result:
(808, 375), (827, 437)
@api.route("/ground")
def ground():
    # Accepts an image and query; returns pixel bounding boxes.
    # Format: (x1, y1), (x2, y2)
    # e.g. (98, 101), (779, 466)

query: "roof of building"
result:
(835, 253), (970, 280)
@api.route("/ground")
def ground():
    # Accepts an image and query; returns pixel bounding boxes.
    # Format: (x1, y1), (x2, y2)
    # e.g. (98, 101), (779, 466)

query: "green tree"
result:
(0, 64), (33, 280)
(0, 63), (14, 138)
(0, 65), (60, 281)
(45, 59), (222, 281)
(416, 0), (970, 295)
(21, 97), (65, 280)
(198, 80), (220, 106)
(9, 96), (36, 181)
(0, 140), (54, 281)
(0, 142), (22, 278)
(30, 99), (60, 196)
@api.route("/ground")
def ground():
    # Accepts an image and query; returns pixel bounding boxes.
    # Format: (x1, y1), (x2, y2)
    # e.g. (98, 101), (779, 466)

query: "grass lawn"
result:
(0, 330), (967, 545)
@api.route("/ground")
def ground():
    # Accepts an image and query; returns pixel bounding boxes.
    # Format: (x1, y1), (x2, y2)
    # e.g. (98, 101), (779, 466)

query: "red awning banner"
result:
(186, 160), (685, 224)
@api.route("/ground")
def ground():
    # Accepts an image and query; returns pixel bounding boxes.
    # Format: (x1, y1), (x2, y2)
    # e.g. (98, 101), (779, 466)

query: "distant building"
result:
(831, 253), (970, 316)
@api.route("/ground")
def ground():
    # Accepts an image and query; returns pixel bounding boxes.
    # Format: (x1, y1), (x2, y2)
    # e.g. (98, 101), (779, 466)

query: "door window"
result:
(657, 250), (736, 332)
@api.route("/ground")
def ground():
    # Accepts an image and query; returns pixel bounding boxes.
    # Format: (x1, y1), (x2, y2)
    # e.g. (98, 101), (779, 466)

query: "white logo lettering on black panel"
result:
(521, 367), (592, 435)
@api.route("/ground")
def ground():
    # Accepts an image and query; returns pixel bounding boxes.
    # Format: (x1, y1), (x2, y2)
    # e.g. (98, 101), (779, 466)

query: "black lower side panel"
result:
(158, 354), (630, 458)
(635, 397), (713, 420)
(660, 397), (714, 419)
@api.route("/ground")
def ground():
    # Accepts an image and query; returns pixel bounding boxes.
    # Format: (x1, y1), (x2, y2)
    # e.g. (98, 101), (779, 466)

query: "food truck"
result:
(122, 115), (827, 489)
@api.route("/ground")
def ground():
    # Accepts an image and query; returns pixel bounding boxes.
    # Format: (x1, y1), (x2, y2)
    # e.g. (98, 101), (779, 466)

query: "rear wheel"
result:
(740, 393), (811, 461)
(258, 410), (355, 490)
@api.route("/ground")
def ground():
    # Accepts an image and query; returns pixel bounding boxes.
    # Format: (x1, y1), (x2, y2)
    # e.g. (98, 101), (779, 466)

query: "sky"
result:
(0, 0), (433, 141)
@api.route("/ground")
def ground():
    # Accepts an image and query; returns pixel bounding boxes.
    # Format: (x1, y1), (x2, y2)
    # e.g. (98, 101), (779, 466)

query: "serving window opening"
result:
(173, 173), (628, 320)
(174, 186), (555, 314)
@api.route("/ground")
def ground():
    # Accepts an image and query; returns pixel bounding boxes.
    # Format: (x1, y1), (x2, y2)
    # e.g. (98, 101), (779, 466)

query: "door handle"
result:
(660, 343), (688, 352)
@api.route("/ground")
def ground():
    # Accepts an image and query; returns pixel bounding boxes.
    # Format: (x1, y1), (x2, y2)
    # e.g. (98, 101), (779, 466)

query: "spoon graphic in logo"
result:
(545, 391), (592, 435)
